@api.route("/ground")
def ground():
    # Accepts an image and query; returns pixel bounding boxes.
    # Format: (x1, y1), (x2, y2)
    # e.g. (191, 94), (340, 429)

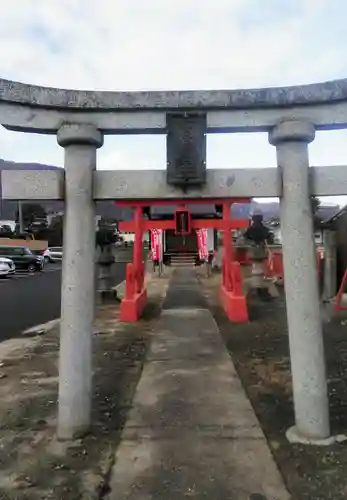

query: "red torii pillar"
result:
(220, 201), (249, 322)
(120, 206), (147, 322)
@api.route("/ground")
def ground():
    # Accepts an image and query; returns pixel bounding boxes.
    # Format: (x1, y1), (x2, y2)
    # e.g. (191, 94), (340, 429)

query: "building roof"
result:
(148, 202), (254, 218)
(322, 204), (347, 226)
(317, 204), (341, 222)
(149, 204), (217, 217)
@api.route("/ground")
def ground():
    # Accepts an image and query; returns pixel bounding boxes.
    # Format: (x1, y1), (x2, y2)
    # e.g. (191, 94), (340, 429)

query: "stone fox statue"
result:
(243, 214), (274, 246)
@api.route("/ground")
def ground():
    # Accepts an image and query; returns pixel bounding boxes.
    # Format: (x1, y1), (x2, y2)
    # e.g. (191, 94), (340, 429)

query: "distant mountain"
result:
(232, 200), (340, 222)
(0, 159), (131, 221)
(0, 159), (62, 219)
(231, 201), (280, 219)
(0, 159), (61, 171)
(0, 159), (341, 223)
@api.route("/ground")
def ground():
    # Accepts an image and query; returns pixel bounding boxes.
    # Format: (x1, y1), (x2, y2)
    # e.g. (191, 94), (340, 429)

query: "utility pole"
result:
(0, 174), (3, 220)
(18, 200), (24, 233)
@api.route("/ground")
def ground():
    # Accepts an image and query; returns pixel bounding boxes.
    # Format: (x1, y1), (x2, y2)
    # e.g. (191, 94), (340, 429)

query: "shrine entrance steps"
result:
(107, 269), (289, 500)
(169, 252), (197, 267)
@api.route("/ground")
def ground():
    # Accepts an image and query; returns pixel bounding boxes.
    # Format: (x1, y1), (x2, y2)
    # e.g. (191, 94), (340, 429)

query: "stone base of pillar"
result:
(286, 426), (346, 446)
(120, 288), (148, 322)
(95, 289), (119, 305)
(265, 280), (279, 298)
(220, 284), (248, 323)
(244, 277), (279, 299)
(57, 423), (90, 442)
(320, 300), (335, 324)
(244, 259), (279, 298)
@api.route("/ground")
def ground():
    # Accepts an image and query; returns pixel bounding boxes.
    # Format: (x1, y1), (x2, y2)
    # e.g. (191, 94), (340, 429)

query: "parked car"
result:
(0, 257), (15, 278)
(0, 245), (44, 273)
(43, 247), (63, 263)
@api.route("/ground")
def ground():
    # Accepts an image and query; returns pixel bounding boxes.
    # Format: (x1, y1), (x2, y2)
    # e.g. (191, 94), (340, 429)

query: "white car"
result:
(0, 257), (15, 277)
(43, 247), (63, 263)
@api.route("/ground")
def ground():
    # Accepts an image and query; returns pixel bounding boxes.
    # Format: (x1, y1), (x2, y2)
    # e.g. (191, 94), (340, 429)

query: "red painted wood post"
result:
(133, 206), (144, 293)
(124, 263), (135, 299)
(334, 268), (347, 312)
(222, 201), (232, 290)
(120, 204), (148, 322)
(220, 201), (248, 323)
(231, 262), (243, 296)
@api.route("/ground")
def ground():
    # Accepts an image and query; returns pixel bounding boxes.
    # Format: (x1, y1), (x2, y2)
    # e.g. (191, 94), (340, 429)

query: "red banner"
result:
(151, 229), (161, 261)
(197, 229), (209, 261)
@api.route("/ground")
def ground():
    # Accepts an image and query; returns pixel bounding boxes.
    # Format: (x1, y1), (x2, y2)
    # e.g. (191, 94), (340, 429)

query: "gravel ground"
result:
(0, 269), (170, 500)
(3, 262), (347, 500)
(198, 269), (347, 500)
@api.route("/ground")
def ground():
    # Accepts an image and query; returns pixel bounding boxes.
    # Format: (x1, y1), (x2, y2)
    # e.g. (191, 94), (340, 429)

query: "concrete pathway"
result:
(107, 269), (290, 500)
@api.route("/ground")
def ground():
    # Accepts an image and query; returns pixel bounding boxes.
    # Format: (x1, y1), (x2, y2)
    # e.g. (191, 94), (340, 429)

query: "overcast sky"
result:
(0, 0), (346, 204)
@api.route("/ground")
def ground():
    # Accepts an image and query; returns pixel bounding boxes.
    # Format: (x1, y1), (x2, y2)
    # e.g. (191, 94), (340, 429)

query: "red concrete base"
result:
(120, 287), (148, 322)
(334, 267), (347, 312)
(220, 285), (248, 323)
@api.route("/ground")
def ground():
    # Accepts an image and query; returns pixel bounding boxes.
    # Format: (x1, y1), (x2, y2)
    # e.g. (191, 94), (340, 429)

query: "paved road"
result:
(0, 262), (127, 342)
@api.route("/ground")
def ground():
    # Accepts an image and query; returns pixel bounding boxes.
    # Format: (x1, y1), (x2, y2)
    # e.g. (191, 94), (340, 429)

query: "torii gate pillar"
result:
(270, 120), (330, 442)
(57, 124), (103, 440)
(220, 201), (248, 322)
(120, 206), (147, 322)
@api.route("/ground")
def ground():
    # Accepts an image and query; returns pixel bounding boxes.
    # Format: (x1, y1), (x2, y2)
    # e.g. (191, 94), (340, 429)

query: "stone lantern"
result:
(95, 226), (117, 303)
(243, 214), (278, 299)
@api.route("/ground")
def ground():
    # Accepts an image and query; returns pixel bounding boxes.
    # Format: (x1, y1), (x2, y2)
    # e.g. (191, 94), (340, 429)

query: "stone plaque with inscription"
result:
(166, 113), (207, 187)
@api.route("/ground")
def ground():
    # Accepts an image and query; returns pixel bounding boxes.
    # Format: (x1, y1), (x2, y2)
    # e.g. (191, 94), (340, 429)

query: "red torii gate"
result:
(116, 198), (250, 322)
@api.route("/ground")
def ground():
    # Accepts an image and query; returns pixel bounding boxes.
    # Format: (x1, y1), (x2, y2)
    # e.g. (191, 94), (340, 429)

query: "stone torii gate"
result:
(2, 78), (347, 445)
